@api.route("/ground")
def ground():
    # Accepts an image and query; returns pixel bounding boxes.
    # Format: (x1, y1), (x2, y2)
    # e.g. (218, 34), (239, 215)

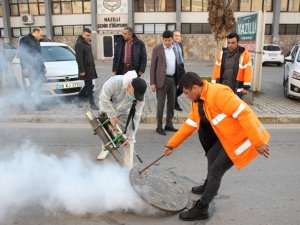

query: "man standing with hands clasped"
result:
(150, 30), (179, 136)
(163, 72), (270, 221)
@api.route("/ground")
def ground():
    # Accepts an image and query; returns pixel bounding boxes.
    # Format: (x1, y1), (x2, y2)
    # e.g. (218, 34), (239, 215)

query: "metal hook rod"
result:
(139, 154), (165, 174)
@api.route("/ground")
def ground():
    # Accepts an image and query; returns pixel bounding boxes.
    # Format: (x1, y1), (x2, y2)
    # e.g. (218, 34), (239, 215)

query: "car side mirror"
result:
(284, 55), (293, 63)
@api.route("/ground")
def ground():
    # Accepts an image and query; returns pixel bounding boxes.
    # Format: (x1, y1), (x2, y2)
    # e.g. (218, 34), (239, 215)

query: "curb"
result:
(1, 114), (300, 124)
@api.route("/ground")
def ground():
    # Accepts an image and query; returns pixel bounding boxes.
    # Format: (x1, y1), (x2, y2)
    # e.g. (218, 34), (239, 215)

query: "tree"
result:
(208, 0), (236, 49)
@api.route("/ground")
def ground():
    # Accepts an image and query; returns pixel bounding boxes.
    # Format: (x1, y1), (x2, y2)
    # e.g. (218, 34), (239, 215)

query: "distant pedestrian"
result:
(19, 27), (47, 111)
(212, 32), (252, 98)
(113, 27), (147, 76)
(173, 30), (185, 111)
(75, 28), (98, 110)
(150, 30), (179, 136)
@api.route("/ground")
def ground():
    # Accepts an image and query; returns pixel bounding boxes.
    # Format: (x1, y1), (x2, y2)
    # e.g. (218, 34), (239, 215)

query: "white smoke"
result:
(0, 141), (160, 222)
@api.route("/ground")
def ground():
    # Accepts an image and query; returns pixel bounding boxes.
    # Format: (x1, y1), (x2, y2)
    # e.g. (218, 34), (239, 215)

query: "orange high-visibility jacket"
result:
(212, 46), (252, 94)
(166, 80), (270, 169)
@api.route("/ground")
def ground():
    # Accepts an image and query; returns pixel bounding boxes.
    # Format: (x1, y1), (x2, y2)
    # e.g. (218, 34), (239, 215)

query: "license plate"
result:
(56, 82), (80, 89)
(269, 53), (277, 57)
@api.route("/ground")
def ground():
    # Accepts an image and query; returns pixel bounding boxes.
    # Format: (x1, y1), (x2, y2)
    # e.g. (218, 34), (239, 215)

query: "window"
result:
(134, 0), (175, 12)
(288, 0), (300, 11)
(232, 0), (273, 12)
(279, 24), (300, 35)
(11, 26), (46, 38)
(181, 0), (209, 12)
(0, 2), (3, 17)
(134, 23), (176, 34)
(53, 25), (91, 36)
(52, 0), (91, 14)
(265, 24), (272, 35)
(281, 0), (300, 11)
(9, 0), (45, 16)
(181, 23), (211, 34)
(0, 28), (4, 38)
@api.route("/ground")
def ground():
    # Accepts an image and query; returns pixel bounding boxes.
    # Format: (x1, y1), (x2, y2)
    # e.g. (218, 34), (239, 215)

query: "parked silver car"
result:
(12, 42), (84, 97)
(283, 43), (300, 99)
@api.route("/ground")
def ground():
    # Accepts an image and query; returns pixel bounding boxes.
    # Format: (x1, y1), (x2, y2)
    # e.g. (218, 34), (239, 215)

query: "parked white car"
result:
(262, 44), (284, 66)
(12, 42), (84, 97)
(283, 43), (300, 99)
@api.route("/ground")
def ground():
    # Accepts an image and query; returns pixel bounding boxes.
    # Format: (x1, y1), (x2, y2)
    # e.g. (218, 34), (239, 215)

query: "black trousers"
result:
(78, 80), (95, 106)
(156, 76), (176, 128)
(200, 140), (233, 206)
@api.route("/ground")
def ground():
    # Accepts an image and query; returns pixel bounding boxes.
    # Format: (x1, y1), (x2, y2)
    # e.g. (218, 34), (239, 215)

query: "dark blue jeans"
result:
(200, 140), (233, 206)
(78, 80), (95, 106)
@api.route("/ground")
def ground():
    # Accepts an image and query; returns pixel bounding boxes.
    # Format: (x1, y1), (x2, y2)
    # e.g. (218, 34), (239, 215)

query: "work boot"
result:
(191, 179), (207, 194)
(96, 150), (109, 160)
(179, 200), (209, 221)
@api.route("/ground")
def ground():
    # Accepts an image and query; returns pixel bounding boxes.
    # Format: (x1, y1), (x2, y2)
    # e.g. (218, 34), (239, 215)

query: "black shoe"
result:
(179, 201), (209, 221)
(90, 104), (99, 110)
(156, 127), (166, 135)
(192, 179), (207, 194)
(164, 125), (178, 132)
(192, 180), (217, 196)
(175, 104), (183, 111)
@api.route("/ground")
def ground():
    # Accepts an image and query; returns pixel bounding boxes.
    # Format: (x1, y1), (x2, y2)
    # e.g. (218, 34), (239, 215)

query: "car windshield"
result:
(263, 45), (281, 51)
(41, 46), (75, 62)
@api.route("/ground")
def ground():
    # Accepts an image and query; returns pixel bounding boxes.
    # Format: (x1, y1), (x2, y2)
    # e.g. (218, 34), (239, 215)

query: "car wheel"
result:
(277, 63), (282, 67)
(283, 78), (290, 98)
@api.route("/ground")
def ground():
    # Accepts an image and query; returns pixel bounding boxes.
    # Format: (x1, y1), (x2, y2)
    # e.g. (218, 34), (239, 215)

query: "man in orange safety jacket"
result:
(163, 72), (270, 221)
(212, 32), (252, 98)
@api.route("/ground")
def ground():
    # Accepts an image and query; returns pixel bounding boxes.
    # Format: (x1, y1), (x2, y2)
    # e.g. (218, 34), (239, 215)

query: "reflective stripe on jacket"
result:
(166, 80), (270, 169)
(212, 46), (252, 93)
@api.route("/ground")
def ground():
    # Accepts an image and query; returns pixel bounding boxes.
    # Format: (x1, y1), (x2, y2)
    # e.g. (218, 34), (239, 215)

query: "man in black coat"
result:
(19, 27), (47, 111)
(75, 28), (98, 110)
(113, 27), (147, 77)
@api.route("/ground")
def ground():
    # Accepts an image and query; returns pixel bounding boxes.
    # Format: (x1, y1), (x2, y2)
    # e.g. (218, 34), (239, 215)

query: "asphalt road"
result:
(0, 123), (300, 225)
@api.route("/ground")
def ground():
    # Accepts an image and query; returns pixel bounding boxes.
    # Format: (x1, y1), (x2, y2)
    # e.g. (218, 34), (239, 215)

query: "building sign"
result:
(103, 0), (121, 12)
(97, 0), (127, 14)
(97, 0), (128, 34)
(237, 11), (265, 92)
(237, 13), (258, 56)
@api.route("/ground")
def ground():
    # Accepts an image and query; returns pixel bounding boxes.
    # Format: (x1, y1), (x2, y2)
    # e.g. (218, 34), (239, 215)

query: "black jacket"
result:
(19, 33), (45, 73)
(112, 35), (147, 75)
(75, 35), (97, 80)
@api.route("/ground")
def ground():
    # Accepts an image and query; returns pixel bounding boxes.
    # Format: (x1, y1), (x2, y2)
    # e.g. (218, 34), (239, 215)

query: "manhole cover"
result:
(129, 163), (188, 212)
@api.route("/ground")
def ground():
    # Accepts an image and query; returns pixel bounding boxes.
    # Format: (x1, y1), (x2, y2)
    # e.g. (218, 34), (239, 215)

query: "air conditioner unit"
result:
(21, 14), (34, 24)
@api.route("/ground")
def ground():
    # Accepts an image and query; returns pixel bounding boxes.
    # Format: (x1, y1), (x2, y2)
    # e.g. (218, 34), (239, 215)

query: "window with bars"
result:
(134, 23), (176, 34)
(11, 26), (46, 38)
(280, 0), (300, 12)
(134, 0), (175, 12)
(181, 0), (274, 12)
(181, 23), (211, 34)
(52, 0), (91, 14)
(9, 0), (45, 16)
(53, 25), (91, 36)
(279, 24), (300, 34)
(0, 2), (3, 17)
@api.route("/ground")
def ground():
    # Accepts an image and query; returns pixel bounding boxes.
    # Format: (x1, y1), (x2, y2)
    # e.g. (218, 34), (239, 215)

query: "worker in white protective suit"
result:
(96, 70), (147, 168)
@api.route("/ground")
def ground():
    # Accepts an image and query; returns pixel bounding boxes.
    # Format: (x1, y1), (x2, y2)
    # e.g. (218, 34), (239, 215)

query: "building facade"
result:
(0, 0), (299, 61)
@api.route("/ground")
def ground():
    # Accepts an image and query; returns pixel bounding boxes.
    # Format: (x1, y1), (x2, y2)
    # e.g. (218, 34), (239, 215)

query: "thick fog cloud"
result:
(0, 141), (161, 222)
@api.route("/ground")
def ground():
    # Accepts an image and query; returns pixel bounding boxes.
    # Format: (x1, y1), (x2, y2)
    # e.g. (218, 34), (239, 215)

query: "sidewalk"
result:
(1, 60), (300, 124)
